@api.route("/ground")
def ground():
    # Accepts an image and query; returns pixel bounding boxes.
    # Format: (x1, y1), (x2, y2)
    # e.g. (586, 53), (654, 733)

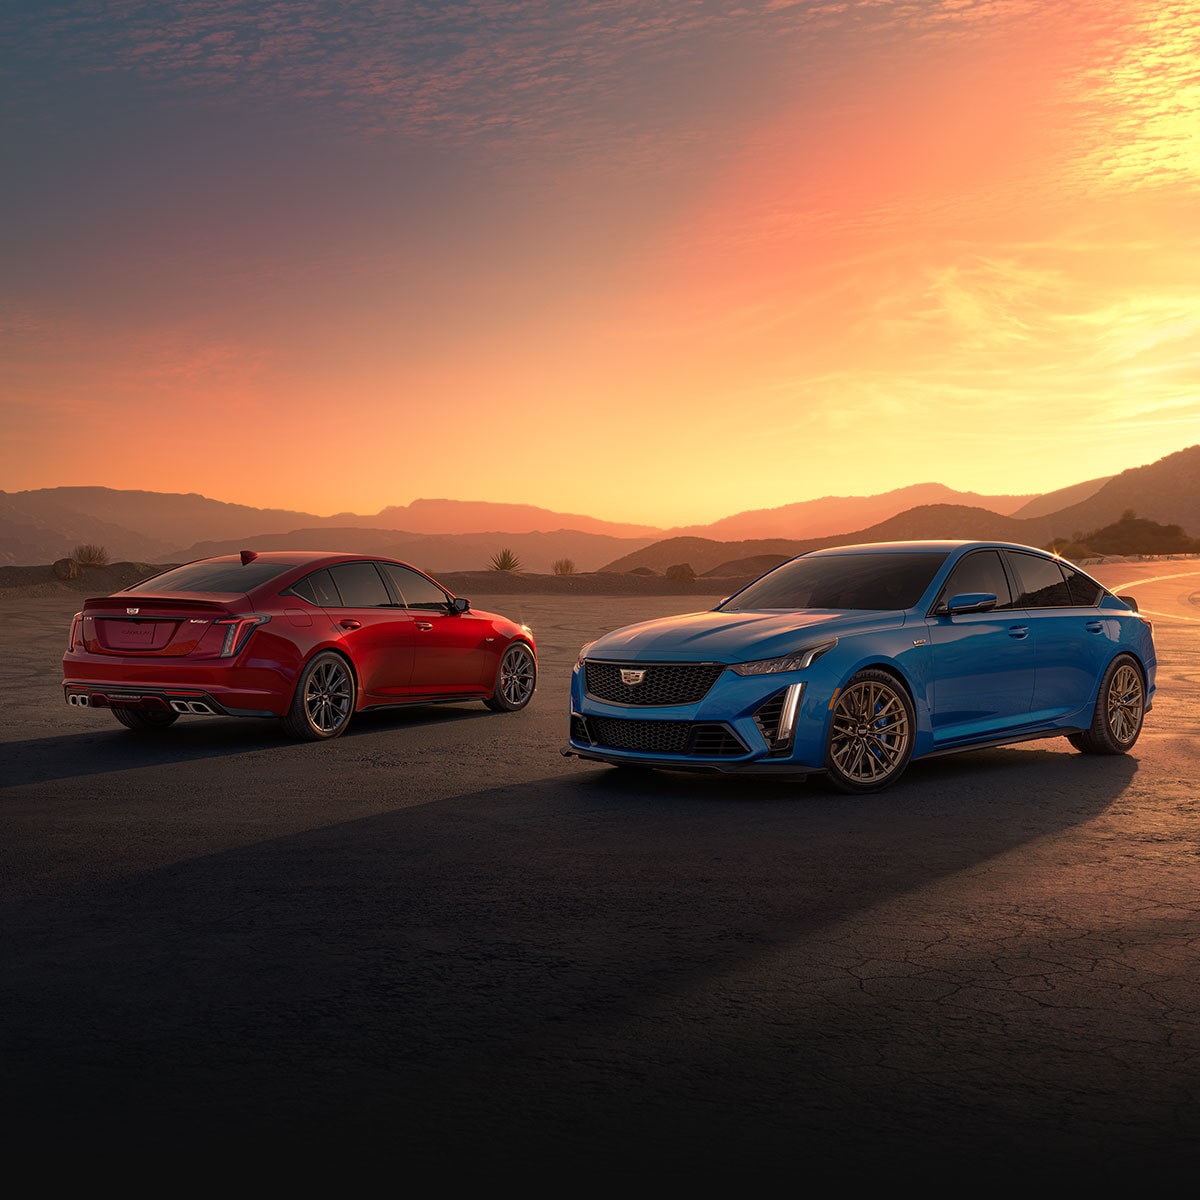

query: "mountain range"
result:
(0, 445), (1195, 573)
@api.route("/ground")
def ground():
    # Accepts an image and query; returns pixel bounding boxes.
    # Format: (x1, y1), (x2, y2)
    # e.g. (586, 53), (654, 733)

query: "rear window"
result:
(327, 561), (393, 608)
(720, 552), (948, 611)
(127, 561), (292, 593)
(1007, 552), (1072, 608)
(286, 569), (340, 607)
(1062, 564), (1105, 607)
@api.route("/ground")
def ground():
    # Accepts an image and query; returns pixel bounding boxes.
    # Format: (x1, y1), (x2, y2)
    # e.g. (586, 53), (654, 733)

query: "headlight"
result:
(575, 640), (595, 670)
(729, 638), (837, 676)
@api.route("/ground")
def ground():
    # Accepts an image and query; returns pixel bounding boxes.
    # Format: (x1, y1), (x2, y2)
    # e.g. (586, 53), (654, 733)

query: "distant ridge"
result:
(1, 446), (1194, 568)
(602, 446), (1200, 575)
(1008, 475), (1112, 519)
(670, 482), (1038, 541)
(365, 498), (663, 539)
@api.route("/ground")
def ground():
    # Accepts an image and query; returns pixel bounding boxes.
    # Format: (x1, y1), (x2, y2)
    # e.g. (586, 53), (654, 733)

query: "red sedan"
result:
(62, 551), (537, 739)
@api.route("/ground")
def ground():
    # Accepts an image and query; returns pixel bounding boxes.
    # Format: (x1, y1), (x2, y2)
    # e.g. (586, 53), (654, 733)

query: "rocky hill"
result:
(4, 445), (1195, 570)
(601, 446), (1200, 575)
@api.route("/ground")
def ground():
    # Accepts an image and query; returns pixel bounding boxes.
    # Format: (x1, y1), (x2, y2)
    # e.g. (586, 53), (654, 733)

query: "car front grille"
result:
(582, 716), (746, 758)
(585, 661), (725, 707)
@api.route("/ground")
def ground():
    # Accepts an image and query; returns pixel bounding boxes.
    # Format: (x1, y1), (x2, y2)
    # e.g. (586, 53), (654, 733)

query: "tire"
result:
(112, 708), (179, 733)
(484, 642), (537, 712)
(1068, 654), (1145, 755)
(824, 669), (915, 794)
(282, 651), (356, 740)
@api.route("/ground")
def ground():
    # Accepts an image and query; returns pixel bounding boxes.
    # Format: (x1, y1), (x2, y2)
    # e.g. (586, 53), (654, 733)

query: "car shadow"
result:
(0, 748), (1164, 1175)
(0, 701), (498, 789)
(576, 739), (1135, 806)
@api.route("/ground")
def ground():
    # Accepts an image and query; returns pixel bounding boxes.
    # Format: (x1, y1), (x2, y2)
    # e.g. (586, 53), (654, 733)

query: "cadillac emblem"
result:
(126, 607), (140, 615)
(620, 669), (646, 686)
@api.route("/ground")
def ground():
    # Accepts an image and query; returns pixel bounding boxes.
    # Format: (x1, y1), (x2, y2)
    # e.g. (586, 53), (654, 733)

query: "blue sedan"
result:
(562, 540), (1156, 793)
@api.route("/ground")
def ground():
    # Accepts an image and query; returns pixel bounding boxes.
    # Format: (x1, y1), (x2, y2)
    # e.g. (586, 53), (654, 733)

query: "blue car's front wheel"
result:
(824, 669), (915, 794)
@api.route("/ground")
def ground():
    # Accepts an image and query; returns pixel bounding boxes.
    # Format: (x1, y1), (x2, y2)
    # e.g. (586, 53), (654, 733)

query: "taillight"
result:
(68, 612), (82, 650)
(213, 614), (270, 657)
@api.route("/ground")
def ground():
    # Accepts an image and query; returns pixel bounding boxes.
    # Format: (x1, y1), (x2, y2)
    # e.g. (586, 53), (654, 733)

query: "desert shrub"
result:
(489, 548), (523, 572)
(665, 562), (696, 583)
(72, 543), (109, 567)
(53, 557), (81, 580)
(552, 558), (576, 575)
(1048, 512), (1200, 559)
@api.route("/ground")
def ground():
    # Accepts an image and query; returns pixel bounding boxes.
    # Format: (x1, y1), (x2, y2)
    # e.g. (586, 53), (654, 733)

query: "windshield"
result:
(719, 552), (948, 611)
(125, 561), (293, 594)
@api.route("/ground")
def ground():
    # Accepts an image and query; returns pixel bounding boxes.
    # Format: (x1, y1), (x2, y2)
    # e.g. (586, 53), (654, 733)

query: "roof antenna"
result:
(240, 550), (259, 565)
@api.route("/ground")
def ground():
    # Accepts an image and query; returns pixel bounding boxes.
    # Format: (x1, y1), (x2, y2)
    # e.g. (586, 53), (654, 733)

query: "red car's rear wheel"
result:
(283, 651), (356, 740)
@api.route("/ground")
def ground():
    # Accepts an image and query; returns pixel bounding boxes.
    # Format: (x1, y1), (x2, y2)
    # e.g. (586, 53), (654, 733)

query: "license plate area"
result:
(95, 618), (178, 652)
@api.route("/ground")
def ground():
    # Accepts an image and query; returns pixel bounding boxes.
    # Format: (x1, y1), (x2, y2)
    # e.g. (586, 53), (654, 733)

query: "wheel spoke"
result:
(499, 647), (534, 705)
(304, 660), (351, 732)
(1106, 664), (1143, 744)
(829, 678), (911, 785)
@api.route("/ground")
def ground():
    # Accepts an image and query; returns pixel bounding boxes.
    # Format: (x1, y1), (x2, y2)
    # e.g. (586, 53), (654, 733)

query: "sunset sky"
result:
(3, 1), (1198, 527)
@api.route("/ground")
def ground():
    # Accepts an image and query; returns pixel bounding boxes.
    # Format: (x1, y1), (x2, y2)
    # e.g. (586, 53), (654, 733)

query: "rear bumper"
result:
(63, 681), (278, 718)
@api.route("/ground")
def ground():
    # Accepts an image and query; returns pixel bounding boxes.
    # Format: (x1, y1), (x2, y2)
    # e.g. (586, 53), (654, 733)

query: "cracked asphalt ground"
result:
(1, 564), (1197, 1180)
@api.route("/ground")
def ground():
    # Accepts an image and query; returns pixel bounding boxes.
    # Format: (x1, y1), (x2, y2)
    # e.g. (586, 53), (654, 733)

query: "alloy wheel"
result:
(305, 657), (353, 734)
(498, 644), (536, 708)
(828, 676), (911, 787)
(1106, 661), (1144, 745)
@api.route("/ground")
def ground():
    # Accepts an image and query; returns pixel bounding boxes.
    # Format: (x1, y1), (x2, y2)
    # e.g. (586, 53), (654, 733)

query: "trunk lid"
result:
(80, 591), (248, 657)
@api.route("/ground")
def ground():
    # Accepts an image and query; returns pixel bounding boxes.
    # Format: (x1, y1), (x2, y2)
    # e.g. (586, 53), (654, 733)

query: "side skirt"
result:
(917, 726), (1086, 760)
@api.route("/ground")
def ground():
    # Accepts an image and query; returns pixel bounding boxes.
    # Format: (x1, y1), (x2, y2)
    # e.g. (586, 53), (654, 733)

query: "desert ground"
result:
(1, 562), (1198, 1178)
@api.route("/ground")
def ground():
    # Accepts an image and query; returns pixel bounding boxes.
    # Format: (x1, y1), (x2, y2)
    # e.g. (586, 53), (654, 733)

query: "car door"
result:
(377, 562), (500, 697)
(1003, 550), (1111, 722)
(925, 548), (1036, 744)
(324, 561), (417, 702)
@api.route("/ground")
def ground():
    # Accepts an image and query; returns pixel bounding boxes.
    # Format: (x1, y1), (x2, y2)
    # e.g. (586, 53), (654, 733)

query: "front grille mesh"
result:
(584, 716), (746, 758)
(754, 691), (787, 750)
(585, 661), (725, 706)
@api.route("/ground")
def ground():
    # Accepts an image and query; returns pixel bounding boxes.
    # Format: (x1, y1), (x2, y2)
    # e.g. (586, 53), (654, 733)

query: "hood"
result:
(586, 608), (905, 663)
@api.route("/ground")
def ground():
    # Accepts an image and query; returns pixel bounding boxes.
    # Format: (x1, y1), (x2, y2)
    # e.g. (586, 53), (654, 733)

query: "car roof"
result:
(805, 540), (1052, 556)
(198, 551), (404, 566)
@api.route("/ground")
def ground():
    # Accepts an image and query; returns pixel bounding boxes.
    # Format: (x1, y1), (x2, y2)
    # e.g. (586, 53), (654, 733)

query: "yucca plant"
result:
(488, 548), (523, 572)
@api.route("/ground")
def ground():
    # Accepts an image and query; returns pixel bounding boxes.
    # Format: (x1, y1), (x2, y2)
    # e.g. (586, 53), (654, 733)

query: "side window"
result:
(379, 563), (450, 611)
(1007, 552), (1072, 608)
(327, 562), (393, 608)
(1061, 564), (1104, 607)
(939, 550), (1013, 609)
(287, 568), (340, 607)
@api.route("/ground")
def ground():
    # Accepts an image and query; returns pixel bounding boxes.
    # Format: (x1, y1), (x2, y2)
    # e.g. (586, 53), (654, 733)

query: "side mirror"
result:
(1117, 594), (1139, 612)
(450, 596), (470, 614)
(944, 592), (998, 615)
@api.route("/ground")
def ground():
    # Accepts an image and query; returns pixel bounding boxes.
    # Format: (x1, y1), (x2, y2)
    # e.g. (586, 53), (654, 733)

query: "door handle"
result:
(1085, 621), (1104, 634)
(1007, 625), (1029, 639)
(416, 622), (433, 631)
(339, 619), (361, 630)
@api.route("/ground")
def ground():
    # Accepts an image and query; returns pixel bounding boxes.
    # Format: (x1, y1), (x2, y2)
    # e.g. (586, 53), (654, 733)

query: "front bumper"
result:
(559, 743), (821, 776)
(565, 662), (831, 774)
